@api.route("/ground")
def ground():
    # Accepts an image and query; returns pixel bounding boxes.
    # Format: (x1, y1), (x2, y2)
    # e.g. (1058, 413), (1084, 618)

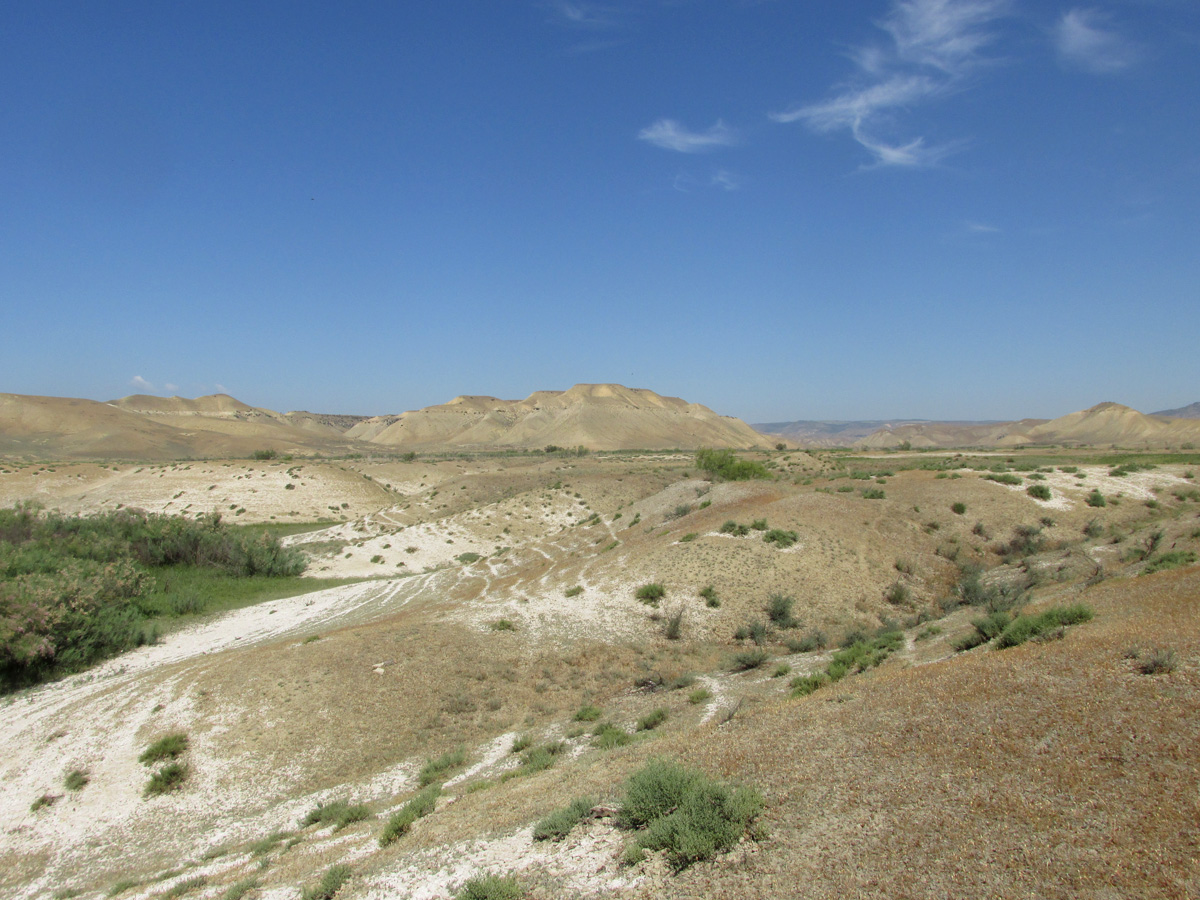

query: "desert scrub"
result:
(455, 874), (522, 900)
(995, 604), (1094, 649)
(861, 488), (886, 499)
(564, 585), (583, 597)
(1142, 550), (1197, 574)
(301, 799), (372, 831)
(637, 708), (669, 731)
(1086, 489), (1107, 508)
(64, 769), (89, 791)
(731, 649), (769, 671)
(766, 593), (798, 628)
(985, 472), (1023, 485)
(1027, 484), (1052, 501)
(533, 796), (594, 842)
(379, 784), (440, 846)
(762, 528), (799, 548)
(635, 583), (665, 605)
(593, 722), (632, 749)
(419, 747), (467, 786)
(951, 502), (967, 515)
(826, 631), (902, 681)
(139, 733), (188, 765)
(1132, 648), (1177, 675)
(789, 673), (829, 697)
(300, 864), (352, 900)
(664, 607), (685, 640)
(695, 448), (770, 482)
(618, 759), (762, 870)
(145, 762), (188, 796)
(699, 584), (720, 607)
(219, 879), (259, 900)
(160, 876), (207, 899)
(718, 520), (750, 536)
(573, 704), (602, 722)
(688, 687), (712, 704)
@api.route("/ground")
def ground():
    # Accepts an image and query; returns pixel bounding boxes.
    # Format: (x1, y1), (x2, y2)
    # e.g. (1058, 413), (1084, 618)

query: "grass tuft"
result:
(300, 864), (352, 900)
(533, 796), (594, 842)
(379, 784), (440, 846)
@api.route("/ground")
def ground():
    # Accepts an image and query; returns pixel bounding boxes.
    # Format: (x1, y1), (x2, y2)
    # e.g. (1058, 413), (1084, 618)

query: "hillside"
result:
(755, 419), (999, 447)
(1153, 401), (1200, 419)
(1, 448), (1198, 899)
(350, 384), (773, 451)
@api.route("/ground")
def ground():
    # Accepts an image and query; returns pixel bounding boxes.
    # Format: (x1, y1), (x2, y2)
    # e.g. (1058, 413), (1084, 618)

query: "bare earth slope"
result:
(2, 449), (1199, 900)
(351, 384), (772, 451)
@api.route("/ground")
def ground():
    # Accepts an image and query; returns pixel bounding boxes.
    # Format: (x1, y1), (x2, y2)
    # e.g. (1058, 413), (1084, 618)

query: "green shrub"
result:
(789, 673), (828, 696)
(455, 874), (522, 900)
(664, 608), (685, 640)
(533, 796), (595, 842)
(379, 784), (440, 846)
(619, 759), (762, 870)
(1027, 484), (1052, 501)
(861, 488), (886, 500)
(699, 585), (720, 607)
(885, 581), (910, 605)
(219, 879), (259, 900)
(732, 649), (768, 671)
(678, 532), (698, 543)
(637, 708), (669, 731)
(1142, 550), (1197, 574)
(718, 520), (750, 536)
(635, 583), (665, 605)
(161, 877), (207, 899)
(695, 449), (770, 482)
(30, 793), (58, 812)
(1135, 648), (1177, 675)
(951, 502), (967, 515)
(995, 604), (1094, 648)
(789, 631), (827, 652)
(771, 663), (791, 678)
(766, 593), (798, 628)
(64, 769), (89, 791)
(144, 762), (188, 796)
(564, 585), (583, 597)
(300, 864), (352, 900)
(1086, 490), (1107, 508)
(490, 619), (515, 631)
(593, 722), (632, 749)
(750, 519), (768, 531)
(573, 704), (602, 722)
(456, 552), (482, 564)
(301, 798), (371, 831)
(762, 529), (799, 548)
(688, 687), (712, 704)
(985, 473), (1023, 485)
(419, 747), (467, 786)
(251, 449), (278, 461)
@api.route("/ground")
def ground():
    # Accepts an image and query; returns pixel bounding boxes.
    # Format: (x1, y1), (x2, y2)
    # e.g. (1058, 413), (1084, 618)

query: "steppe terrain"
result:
(2, 442), (1199, 900)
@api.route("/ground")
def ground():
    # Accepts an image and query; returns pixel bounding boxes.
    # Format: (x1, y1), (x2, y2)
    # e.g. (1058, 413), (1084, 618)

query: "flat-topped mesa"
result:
(359, 383), (771, 451)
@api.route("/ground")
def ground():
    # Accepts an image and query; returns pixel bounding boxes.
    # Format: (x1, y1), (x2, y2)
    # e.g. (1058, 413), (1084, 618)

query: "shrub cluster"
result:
(618, 759), (762, 870)
(0, 506), (305, 691)
(379, 784), (440, 846)
(695, 449), (771, 482)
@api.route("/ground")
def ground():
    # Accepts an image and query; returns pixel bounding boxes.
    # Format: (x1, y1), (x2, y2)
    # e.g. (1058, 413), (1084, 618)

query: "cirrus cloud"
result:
(638, 119), (737, 153)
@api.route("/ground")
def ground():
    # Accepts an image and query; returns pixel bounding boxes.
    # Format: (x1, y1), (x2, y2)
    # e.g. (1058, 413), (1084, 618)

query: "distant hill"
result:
(349, 383), (772, 451)
(856, 402), (1200, 449)
(1152, 402), (1200, 419)
(0, 385), (770, 458)
(754, 419), (1000, 447)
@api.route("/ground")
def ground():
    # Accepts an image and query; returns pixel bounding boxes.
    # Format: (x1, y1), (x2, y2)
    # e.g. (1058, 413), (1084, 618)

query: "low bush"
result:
(300, 864), (352, 900)
(1086, 490), (1107, 508)
(951, 502), (967, 515)
(985, 473), (1023, 485)
(861, 488), (886, 500)
(1142, 550), (1197, 574)
(573, 704), (602, 722)
(564, 585), (583, 597)
(718, 520), (750, 537)
(1134, 648), (1177, 675)
(664, 608), (685, 640)
(637, 708), (669, 731)
(695, 449), (771, 482)
(699, 584), (720, 608)
(995, 604), (1094, 649)
(766, 593), (798, 628)
(379, 784), (440, 846)
(1027, 484), (1052, 501)
(301, 799), (371, 831)
(635, 583), (665, 605)
(219, 879), (259, 900)
(161, 876), (207, 899)
(64, 769), (89, 791)
(790, 673), (829, 696)
(144, 762), (188, 797)
(688, 687), (712, 704)
(533, 796), (595, 842)
(139, 733), (189, 766)
(618, 759), (762, 870)
(419, 748), (467, 786)
(455, 874), (522, 900)
(732, 649), (768, 671)
(762, 529), (799, 548)
(593, 722), (632, 749)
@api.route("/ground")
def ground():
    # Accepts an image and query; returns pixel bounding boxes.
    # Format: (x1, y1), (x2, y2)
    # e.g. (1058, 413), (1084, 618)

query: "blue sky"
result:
(2, 1), (1197, 422)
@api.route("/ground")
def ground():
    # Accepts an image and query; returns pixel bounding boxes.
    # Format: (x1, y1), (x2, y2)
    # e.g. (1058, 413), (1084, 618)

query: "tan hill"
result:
(857, 402), (1200, 449)
(1152, 401), (1200, 419)
(0, 393), (358, 459)
(350, 383), (773, 450)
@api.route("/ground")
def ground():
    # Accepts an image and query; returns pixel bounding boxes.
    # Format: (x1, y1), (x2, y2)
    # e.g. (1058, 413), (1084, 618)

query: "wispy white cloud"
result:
(965, 220), (1000, 233)
(1055, 8), (1138, 74)
(164, 382), (180, 392)
(710, 170), (741, 191)
(550, 1), (617, 29)
(638, 119), (737, 153)
(772, 0), (1009, 168)
(130, 375), (155, 392)
(215, 383), (230, 395)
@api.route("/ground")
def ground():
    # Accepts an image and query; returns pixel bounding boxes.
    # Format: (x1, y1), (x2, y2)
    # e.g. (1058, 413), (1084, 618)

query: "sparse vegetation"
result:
(637, 708), (669, 731)
(1086, 489), (1107, 508)
(695, 448), (770, 482)
(766, 593), (798, 628)
(951, 502), (967, 515)
(144, 763), (188, 796)
(301, 798), (372, 831)
(564, 585), (583, 597)
(419, 748), (467, 786)
(455, 874), (522, 900)
(1027, 484), (1052, 501)
(379, 784), (440, 846)
(573, 704), (602, 722)
(139, 733), (189, 765)
(1142, 550), (1197, 574)
(762, 528), (799, 548)
(699, 584), (720, 607)
(635, 582), (666, 605)
(533, 796), (595, 842)
(64, 769), (89, 791)
(300, 864), (352, 900)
